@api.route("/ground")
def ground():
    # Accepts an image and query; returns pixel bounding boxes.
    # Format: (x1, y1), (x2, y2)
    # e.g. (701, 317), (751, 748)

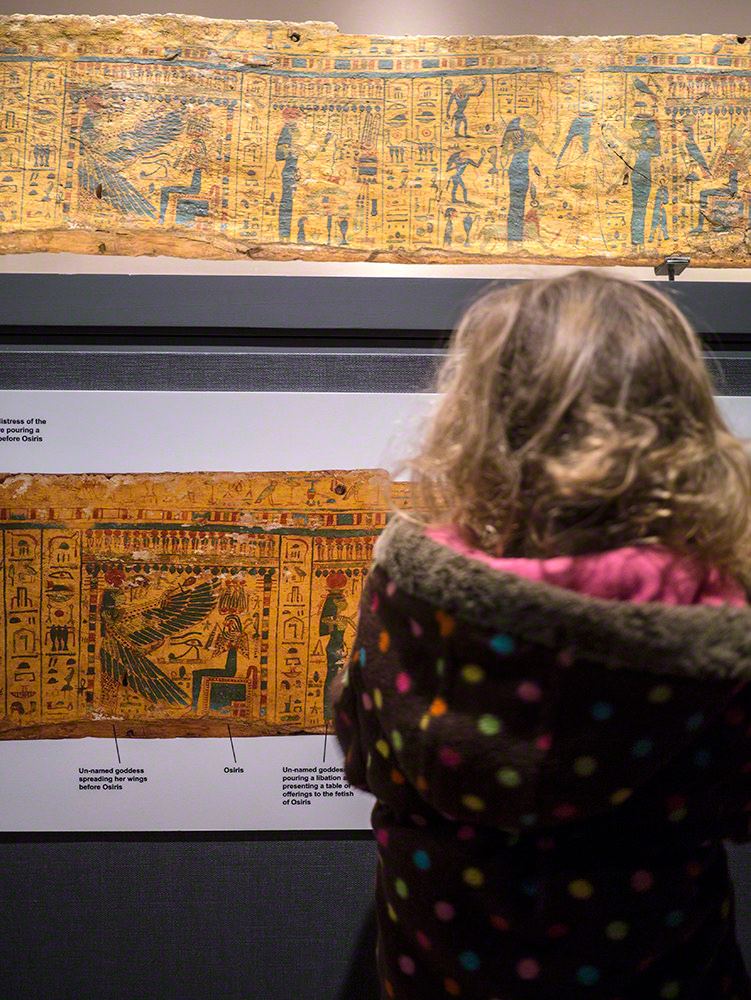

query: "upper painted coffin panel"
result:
(0, 16), (749, 264)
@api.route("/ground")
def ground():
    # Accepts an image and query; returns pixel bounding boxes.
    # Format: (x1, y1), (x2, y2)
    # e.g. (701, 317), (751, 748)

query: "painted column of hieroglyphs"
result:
(0, 15), (749, 264)
(0, 470), (403, 739)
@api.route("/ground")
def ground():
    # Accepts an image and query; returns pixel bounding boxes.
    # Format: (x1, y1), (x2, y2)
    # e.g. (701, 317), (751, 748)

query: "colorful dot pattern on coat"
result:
(333, 561), (751, 999)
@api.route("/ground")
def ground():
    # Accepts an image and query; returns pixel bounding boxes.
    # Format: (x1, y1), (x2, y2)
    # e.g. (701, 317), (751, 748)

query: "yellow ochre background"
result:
(1, 15), (750, 265)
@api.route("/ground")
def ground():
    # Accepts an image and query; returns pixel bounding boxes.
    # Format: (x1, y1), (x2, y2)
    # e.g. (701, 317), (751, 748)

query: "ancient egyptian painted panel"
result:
(0, 16), (749, 264)
(0, 470), (406, 738)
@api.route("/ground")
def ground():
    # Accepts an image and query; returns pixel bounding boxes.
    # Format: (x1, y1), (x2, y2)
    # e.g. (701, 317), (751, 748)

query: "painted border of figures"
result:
(0, 16), (750, 265)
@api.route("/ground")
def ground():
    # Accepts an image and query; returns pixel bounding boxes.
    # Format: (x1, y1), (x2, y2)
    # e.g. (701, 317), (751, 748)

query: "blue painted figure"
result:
(99, 577), (215, 708)
(649, 183), (670, 241)
(691, 170), (742, 233)
(159, 167), (203, 224)
(446, 149), (485, 204)
(275, 106), (303, 241)
(557, 113), (594, 166)
(501, 115), (547, 242)
(319, 571), (353, 722)
(77, 92), (159, 219)
(446, 79), (486, 137)
(680, 114), (711, 177)
(629, 114), (661, 245)
(191, 613), (250, 712)
(443, 206), (458, 246)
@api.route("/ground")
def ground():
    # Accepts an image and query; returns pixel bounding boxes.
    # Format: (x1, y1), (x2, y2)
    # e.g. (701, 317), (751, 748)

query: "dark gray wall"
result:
(3, 837), (748, 1000)
(1, 836), (380, 1000)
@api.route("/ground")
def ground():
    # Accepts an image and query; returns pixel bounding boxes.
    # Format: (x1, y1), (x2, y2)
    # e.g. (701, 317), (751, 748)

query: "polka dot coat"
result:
(334, 516), (751, 1000)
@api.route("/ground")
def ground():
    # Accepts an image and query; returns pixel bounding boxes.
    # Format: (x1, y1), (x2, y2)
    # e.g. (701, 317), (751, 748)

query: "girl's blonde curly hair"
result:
(408, 269), (751, 588)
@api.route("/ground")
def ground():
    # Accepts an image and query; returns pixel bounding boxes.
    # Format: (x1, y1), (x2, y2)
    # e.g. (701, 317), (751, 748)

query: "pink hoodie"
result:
(426, 524), (747, 607)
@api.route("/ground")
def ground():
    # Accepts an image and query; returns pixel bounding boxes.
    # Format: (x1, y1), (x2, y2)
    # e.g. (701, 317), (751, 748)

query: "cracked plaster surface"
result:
(0, 16), (750, 265)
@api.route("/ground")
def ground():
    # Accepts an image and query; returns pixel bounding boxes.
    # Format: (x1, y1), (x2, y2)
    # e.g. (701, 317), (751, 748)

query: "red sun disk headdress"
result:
(104, 567), (126, 587)
(325, 571), (348, 591)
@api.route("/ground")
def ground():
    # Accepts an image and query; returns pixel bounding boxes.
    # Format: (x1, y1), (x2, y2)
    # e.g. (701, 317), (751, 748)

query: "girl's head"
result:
(410, 270), (751, 582)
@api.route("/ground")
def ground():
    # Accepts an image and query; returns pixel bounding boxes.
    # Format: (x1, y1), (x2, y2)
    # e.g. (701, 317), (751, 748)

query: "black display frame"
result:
(2, 274), (751, 398)
(1, 274), (750, 340)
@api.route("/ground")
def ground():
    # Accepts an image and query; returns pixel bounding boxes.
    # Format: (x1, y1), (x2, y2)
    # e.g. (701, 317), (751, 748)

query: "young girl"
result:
(334, 270), (751, 999)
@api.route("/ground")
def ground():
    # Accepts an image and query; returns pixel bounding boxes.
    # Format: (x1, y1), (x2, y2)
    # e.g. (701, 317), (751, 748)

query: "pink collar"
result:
(426, 525), (747, 607)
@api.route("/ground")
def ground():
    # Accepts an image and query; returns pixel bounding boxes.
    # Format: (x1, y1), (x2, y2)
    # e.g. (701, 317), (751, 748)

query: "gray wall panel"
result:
(1, 275), (750, 334)
(1, 837), (379, 1000)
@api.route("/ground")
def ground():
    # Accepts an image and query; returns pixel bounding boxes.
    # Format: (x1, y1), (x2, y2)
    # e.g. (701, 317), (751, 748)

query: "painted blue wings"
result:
(78, 106), (188, 217)
(106, 107), (187, 162)
(100, 581), (216, 706)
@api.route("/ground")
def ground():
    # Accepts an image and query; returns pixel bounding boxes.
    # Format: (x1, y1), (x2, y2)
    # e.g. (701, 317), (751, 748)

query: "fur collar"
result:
(374, 515), (751, 681)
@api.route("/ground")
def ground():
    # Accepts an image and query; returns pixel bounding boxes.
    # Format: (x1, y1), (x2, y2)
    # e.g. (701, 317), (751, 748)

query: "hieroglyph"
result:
(0, 16), (750, 264)
(0, 470), (407, 739)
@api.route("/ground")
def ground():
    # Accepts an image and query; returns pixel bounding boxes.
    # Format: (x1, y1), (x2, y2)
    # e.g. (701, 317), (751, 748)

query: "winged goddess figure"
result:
(78, 93), (188, 218)
(99, 578), (216, 706)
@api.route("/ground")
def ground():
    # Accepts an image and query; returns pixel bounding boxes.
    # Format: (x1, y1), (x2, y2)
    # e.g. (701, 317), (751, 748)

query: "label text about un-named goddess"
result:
(281, 765), (354, 806)
(78, 766), (148, 791)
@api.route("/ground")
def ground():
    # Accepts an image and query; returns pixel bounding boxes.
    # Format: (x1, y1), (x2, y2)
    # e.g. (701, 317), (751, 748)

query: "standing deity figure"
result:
(628, 114), (661, 245)
(275, 106), (303, 241)
(446, 79), (486, 137)
(501, 115), (548, 243)
(319, 571), (355, 721)
(446, 148), (485, 205)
